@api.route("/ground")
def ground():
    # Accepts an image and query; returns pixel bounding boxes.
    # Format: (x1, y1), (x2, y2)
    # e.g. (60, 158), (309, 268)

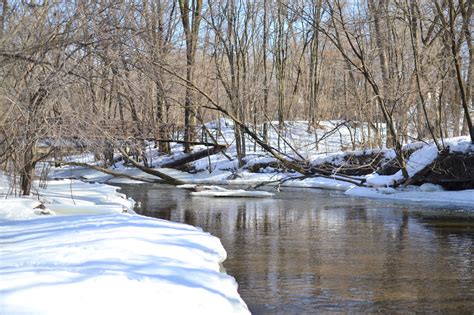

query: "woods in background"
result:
(0, 0), (473, 195)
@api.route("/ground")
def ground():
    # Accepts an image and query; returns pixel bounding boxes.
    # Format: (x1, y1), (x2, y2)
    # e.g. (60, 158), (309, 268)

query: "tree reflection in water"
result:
(117, 184), (474, 314)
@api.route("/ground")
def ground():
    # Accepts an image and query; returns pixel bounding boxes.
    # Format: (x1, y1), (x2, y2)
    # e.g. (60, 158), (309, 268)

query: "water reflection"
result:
(118, 184), (474, 314)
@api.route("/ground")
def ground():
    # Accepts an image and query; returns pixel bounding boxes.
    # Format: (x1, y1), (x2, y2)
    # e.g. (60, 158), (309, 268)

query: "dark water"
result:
(117, 184), (474, 314)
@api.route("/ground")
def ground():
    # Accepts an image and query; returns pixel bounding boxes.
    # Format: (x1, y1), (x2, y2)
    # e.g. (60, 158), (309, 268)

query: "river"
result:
(117, 184), (474, 314)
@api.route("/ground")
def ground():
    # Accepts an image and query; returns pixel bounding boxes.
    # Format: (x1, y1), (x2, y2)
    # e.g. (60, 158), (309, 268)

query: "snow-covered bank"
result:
(164, 168), (474, 208)
(0, 175), (250, 315)
(346, 186), (474, 207)
(45, 121), (474, 208)
(0, 214), (249, 315)
(0, 178), (135, 219)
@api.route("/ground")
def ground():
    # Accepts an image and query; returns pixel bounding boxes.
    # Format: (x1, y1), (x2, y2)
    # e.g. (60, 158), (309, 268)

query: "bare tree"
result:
(178, 0), (203, 152)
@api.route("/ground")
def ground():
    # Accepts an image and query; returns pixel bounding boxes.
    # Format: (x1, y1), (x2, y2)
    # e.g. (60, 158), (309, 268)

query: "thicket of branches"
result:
(0, 0), (472, 195)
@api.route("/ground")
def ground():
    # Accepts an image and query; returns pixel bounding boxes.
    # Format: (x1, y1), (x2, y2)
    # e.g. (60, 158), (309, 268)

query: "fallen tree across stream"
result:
(160, 145), (227, 169)
(49, 161), (162, 184)
(50, 144), (229, 186)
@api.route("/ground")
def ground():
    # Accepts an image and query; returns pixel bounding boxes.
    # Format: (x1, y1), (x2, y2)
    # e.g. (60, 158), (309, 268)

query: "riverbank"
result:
(0, 175), (250, 315)
(48, 121), (474, 208)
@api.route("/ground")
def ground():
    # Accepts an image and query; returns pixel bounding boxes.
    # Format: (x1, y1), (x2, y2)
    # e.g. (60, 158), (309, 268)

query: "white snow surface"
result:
(0, 179), (135, 219)
(0, 214), (249, 315)
(447, 136), (473, 152)
(191, 189), (274, 198)
(346, 186), (474, 207)
(365, 144), (440, 188)
(178, 184), (274, 198)
(0, 174), (249, 315)
(0, 198), (43, 220)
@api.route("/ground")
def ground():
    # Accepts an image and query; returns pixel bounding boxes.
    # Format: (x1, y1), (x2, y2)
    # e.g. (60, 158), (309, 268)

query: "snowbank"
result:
(0, 174), (249, 314)
(282, 176), (355, 191)
(0, 214), (249, 315)
(0, 198), (43, 220)
(346, 186), (474, 207)
(346, 137), (474, 206)
(168, 135), (472, 207)
(0, 179), (135, 220)
(365, 144), (439, 187)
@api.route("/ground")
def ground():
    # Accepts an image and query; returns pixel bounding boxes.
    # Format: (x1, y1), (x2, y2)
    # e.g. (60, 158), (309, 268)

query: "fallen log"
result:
(54, 144), (226, 186)
(50, 161), (162, 184)
(117, 147), (185, 185)
(161, 145), (227, 169)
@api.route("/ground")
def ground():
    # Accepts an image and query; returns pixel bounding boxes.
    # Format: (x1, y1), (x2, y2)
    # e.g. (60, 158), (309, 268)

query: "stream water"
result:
(117, 184), (474, 314)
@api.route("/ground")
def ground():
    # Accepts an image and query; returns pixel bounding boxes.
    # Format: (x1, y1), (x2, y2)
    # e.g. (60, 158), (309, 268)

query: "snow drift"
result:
(0, 214), (249, 315)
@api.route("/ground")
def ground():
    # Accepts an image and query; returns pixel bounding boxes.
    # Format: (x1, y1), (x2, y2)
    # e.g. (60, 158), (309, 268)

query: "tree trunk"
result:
(20, 144), (36, 196)
(179, 0), (203, 152)
(308, 0), (322, 128)
(368, 0), (408, 178)
(0, 0), (6, 38)
(262, 0), (269, 143)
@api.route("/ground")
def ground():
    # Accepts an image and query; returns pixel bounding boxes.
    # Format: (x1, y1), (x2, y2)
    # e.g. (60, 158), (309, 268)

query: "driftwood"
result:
(161, 145), (227, 168)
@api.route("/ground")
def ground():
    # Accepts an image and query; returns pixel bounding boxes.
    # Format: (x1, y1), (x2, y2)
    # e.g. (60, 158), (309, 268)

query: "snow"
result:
(0, 214), (249, 315)
(365, 143), (440, 188)
(365, 173), (401, 188)
(282, 176), (355, 191)
(191, 189), (274, 198)
(177, 184), (274, 198)
(418, 183), (445, 192)
(0, 199), (43, 220)
(446, 136), (474, 153)
(48, 164), (159, 184)
(37, 179), (135, 209)
(346, 186), (474, 207)
(158, 133), (473, 207)
(44, 122), (474, 209)
(405, 144), (439, 176)
(177, 184), (200, 189)
(0, 174), (249, 315)
(0, 178), (135, 220)
(344, 136), (473, 206)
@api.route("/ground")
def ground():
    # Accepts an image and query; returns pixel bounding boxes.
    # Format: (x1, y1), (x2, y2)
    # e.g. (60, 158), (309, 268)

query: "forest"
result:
(1, 1), (474, 314)
(0, 0), (473, 195)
